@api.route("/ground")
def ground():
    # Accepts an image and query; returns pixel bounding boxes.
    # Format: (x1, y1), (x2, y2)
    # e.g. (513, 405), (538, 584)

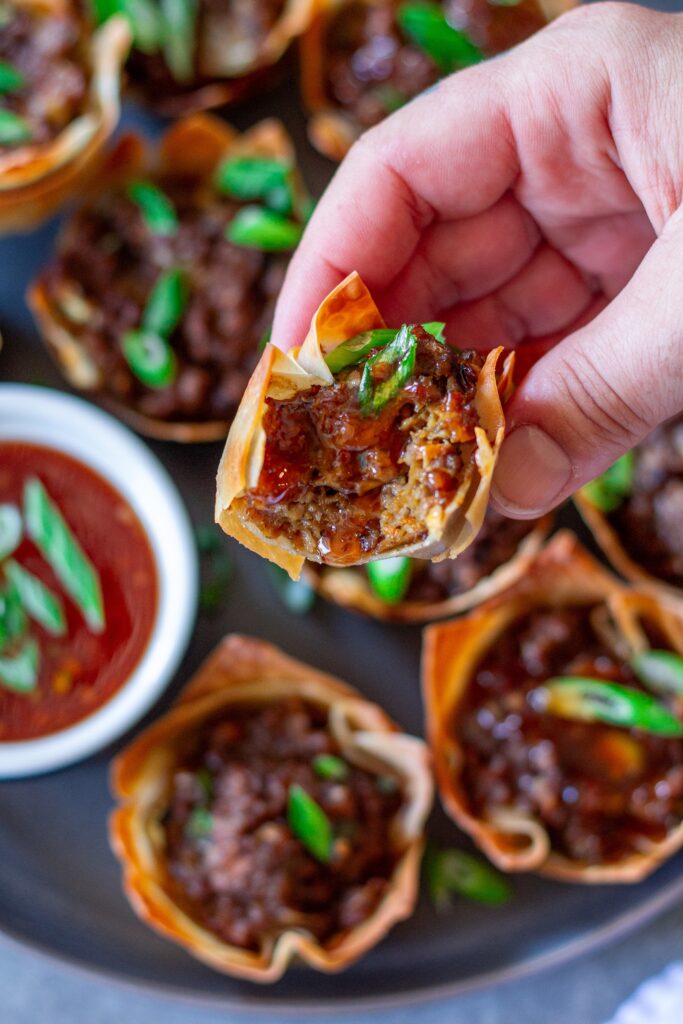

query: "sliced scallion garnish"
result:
(0, 637), (39, 695)
(581, 451), (634, 512)
(424, 845), (512, 909)
(422, 320), (446, 342)
(119, 0), (164, 52)
(313, 753), (349, 781)
(359, 323), (418, 415)
(227, 206), (303, 252)
(397, 2), (484, 74)
(216, 156), (292, 205)
(185, 807), (213, 840)
(530, 677), (683, 737)
(143, 268), (187, 338)
(160, 0), (198, 83)
(127, 180), (178, 236)
(268, 565), (315, 615)
(0, 504), (22, 560)
(367, 556), (413, 604)
(122, 330), (177, 389)
(631, 650), (683, 697)
(4, 560), (66, 637)
(24, 478), (105, 634)
(325, 321), (445, 375)
(287, 784), (333, 863)
(0, 109), (32, 146)
(0, 60), (25, 95)
(0, 584), (27, 653)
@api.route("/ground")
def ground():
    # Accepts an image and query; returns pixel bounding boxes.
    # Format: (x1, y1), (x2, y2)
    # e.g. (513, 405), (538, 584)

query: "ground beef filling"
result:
(163, 699), (402, 950)
(40, 179), (286, 422)
(324, 0), (547, 130)
(456, 606), (683, 865)
(609, 416), (683, 587)
(0, 6), (88, 149)
(244, 329), (483, 564)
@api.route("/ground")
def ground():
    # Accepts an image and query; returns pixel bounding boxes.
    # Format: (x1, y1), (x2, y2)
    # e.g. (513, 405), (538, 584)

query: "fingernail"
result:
(492, 425), (573, 517)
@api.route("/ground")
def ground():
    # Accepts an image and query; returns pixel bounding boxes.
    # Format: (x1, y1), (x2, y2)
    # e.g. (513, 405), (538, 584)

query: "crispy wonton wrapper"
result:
(215, 271), (513, 578)
(303, 514), (553, 623)
(110, 634), (432, 982)
(423, 531), (683, 883)
(29, 114), (305, 442)
(130, 0), (315, 115)
(575, 490), (683, 608)
(0, 3), (130, 234)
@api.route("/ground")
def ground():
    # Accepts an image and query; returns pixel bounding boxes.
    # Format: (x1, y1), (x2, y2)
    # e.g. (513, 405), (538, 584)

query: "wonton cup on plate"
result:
(215, 271), (513, 579)
(123, 0), (315, 115)
(300, 0), (575, 162)
(30, 114), (309, 442)
(110, 634), (432, 982)
(423, 531), (683, 883)
(0, 2), (129, 233)
(304, 510), (552, 623)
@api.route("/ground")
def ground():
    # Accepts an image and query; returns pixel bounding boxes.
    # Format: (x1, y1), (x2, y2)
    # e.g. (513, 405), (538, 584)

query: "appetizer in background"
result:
(0, 0), (129, 232)
(93, 0), (314, 114)
(110, 634), (432, 981)
(305, 508), (552, 622)
(576, 415), (683, 604)
(216, 272), (513, 578)
(30, 114), (312, 441)
(301, 0), (573, 160)
(423, 532), (683, 882)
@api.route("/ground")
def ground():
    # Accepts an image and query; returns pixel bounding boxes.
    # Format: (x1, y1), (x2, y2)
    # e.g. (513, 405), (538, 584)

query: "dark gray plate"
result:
(1, 29), (683, 1011)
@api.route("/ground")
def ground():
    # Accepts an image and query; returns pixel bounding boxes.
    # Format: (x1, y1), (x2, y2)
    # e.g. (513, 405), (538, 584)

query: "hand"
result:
(271, 3), (683, 518)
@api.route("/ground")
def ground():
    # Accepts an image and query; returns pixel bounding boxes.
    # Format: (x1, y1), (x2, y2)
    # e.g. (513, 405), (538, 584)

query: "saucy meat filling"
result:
(39, 179), (287, 423)
(243, 328), (484, 563)
(609, 416), (683, 587)
(456, 606), (683, 864)
(324, 0), (547, 130)
(163, 698), (402, 949)
(0, 4), (88, 150)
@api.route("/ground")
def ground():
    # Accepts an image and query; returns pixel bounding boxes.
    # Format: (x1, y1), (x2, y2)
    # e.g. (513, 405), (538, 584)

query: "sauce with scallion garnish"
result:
(0, 443), (157, 739)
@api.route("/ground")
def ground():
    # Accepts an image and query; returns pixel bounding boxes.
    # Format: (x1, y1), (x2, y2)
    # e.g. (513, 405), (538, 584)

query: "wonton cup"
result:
(29, 113), (304, 442)
(129, 0), (315, 115)
(300, 0), (576, 162)
(110, 634), (433, 982)
(422, 531), (683, 883)
(303, 514), (552, 623)
(0, 3), (130, 234)
(215, 271), (513, 578)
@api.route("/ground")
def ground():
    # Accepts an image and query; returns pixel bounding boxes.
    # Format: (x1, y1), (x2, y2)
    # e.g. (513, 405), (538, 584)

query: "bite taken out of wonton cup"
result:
(423, 531), (683, 884)
(110, 634), (433, 982)
(215, 272), (513, 579)
(0, 3), (130, 234)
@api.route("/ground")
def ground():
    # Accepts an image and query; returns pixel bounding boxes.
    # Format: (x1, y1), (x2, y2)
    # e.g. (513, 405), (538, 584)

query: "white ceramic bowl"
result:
(0, 385), (198, 777)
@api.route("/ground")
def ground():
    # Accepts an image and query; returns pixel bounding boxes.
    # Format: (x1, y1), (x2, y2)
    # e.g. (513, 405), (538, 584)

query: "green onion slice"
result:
(0, 109), (32, 146)
(160, 0), (197, 83)
(422, 320), (446, 342)
(0, 637), (39, 695)
(195, 525), (232, 613)
(185, 807), (213, 840)
(367, 556), (413, 604)
(313, 753), (349, 781)
(581, 451), (634, 512)
(0, 504), (22, 560)
(531, 676), (683, 737)
(0, 584), (27, 653)
(359, 323), (418, 415)
(397, 2), (484, 74)
(631, 650), (683, 697)
(287, 784), (333, 863)
(127, 180), (178, 236)
(216, 156), (291, 202)
(227, 206), (303, 252)
(119, 0), (164, 52)
(143, 268), (187, 338)
(0, 60), (25, 95)
(268, 565), (316, 615)
(325, 321), (445, 375)
(4, 560), (66, 637)
(424, 845), (511, 909)
(122, 330), (177, 390)
(24, 478), (106, 634)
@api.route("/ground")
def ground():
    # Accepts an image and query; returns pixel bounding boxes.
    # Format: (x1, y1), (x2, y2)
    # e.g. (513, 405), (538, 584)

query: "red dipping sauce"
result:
(0, 443), (158, 740)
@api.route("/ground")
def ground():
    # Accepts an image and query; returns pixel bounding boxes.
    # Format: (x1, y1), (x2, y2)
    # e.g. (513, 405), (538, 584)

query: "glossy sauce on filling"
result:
(456, 606), (683, 864)
(0, 443), (157, 740)
(163, 698), (402, 949)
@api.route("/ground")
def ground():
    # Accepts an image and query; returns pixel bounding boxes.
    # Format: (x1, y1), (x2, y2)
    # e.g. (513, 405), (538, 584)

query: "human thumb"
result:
(491, 211), (683, 519)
